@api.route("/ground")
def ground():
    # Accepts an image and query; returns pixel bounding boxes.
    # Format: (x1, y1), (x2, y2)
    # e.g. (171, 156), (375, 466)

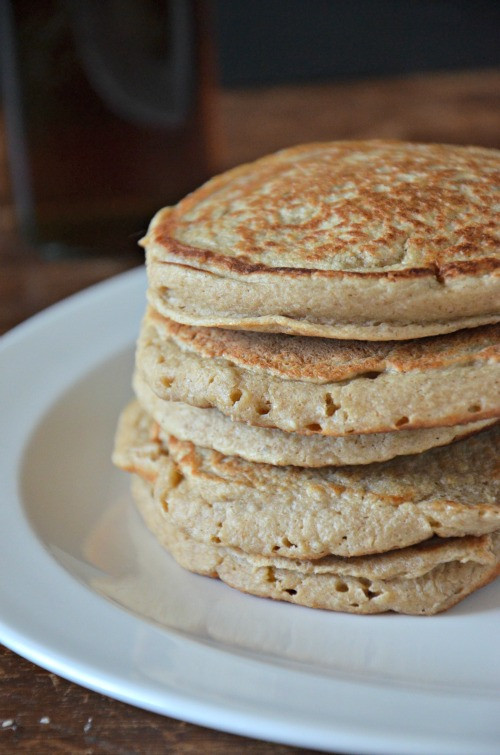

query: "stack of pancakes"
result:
(114, 140), (500, 615)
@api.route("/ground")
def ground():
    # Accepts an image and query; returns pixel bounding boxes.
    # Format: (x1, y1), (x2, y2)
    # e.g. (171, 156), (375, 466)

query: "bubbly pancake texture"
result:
(133, 370), (494, 467)
(144, 140), (500, 340)
(130, 474), (500, 615)
(113, 402), (500, 560)
(138, 309), (500, 435)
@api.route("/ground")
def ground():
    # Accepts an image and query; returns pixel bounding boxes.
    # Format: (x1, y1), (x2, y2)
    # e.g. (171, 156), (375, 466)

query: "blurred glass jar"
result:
(1, 0), (216, 255)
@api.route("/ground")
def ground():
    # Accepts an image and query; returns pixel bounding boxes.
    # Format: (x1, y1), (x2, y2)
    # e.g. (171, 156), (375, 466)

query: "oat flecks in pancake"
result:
(146, 140), (500, 275)
(113, 402), (500, 561)
(137, 310), (500, 436)
(143, 140), (500, 339)
(133, 370), (496, 466)
(129, 473), (500, 616)
(149, 310), (500, 382)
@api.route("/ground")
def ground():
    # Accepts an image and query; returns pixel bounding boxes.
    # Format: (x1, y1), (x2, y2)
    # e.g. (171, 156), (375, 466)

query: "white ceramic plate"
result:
(1, 267), (499, 755)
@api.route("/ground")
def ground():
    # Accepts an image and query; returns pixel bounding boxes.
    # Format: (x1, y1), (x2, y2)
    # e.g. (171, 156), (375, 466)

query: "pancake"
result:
(143, 140), (500, 340)
(129, 474), (500, 615)
(138, 309), (500, 436)
(133, 370), (495, 467)
(113, 402), (500, 560)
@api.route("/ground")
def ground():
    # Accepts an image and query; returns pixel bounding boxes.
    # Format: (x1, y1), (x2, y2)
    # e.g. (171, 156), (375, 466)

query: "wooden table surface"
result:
(1, 70), (499, 754)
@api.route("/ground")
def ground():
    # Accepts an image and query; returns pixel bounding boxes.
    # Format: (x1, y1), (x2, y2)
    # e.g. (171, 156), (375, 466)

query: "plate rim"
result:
(1, 266), (499, 755)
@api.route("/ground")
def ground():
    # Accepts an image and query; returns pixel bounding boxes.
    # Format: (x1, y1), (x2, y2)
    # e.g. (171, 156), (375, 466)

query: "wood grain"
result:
(0, 646), (319, 754)
(217, 69), (500, 170)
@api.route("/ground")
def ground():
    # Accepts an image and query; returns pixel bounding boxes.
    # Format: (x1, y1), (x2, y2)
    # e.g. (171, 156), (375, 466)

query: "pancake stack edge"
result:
(113, 140), (500, 615)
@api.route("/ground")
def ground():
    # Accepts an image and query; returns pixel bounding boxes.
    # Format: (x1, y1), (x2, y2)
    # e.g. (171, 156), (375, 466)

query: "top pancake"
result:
(143, 140), (500, 340)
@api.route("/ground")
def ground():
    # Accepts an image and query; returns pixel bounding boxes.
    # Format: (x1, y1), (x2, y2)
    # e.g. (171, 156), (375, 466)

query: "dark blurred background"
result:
(214, 0), (500, 86)
(1, 0), (499, 258)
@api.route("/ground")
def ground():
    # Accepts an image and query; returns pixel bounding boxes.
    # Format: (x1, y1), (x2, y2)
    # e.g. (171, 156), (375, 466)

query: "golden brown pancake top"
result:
(145, 140), (500, 278)
(150, 309), (500, 383)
